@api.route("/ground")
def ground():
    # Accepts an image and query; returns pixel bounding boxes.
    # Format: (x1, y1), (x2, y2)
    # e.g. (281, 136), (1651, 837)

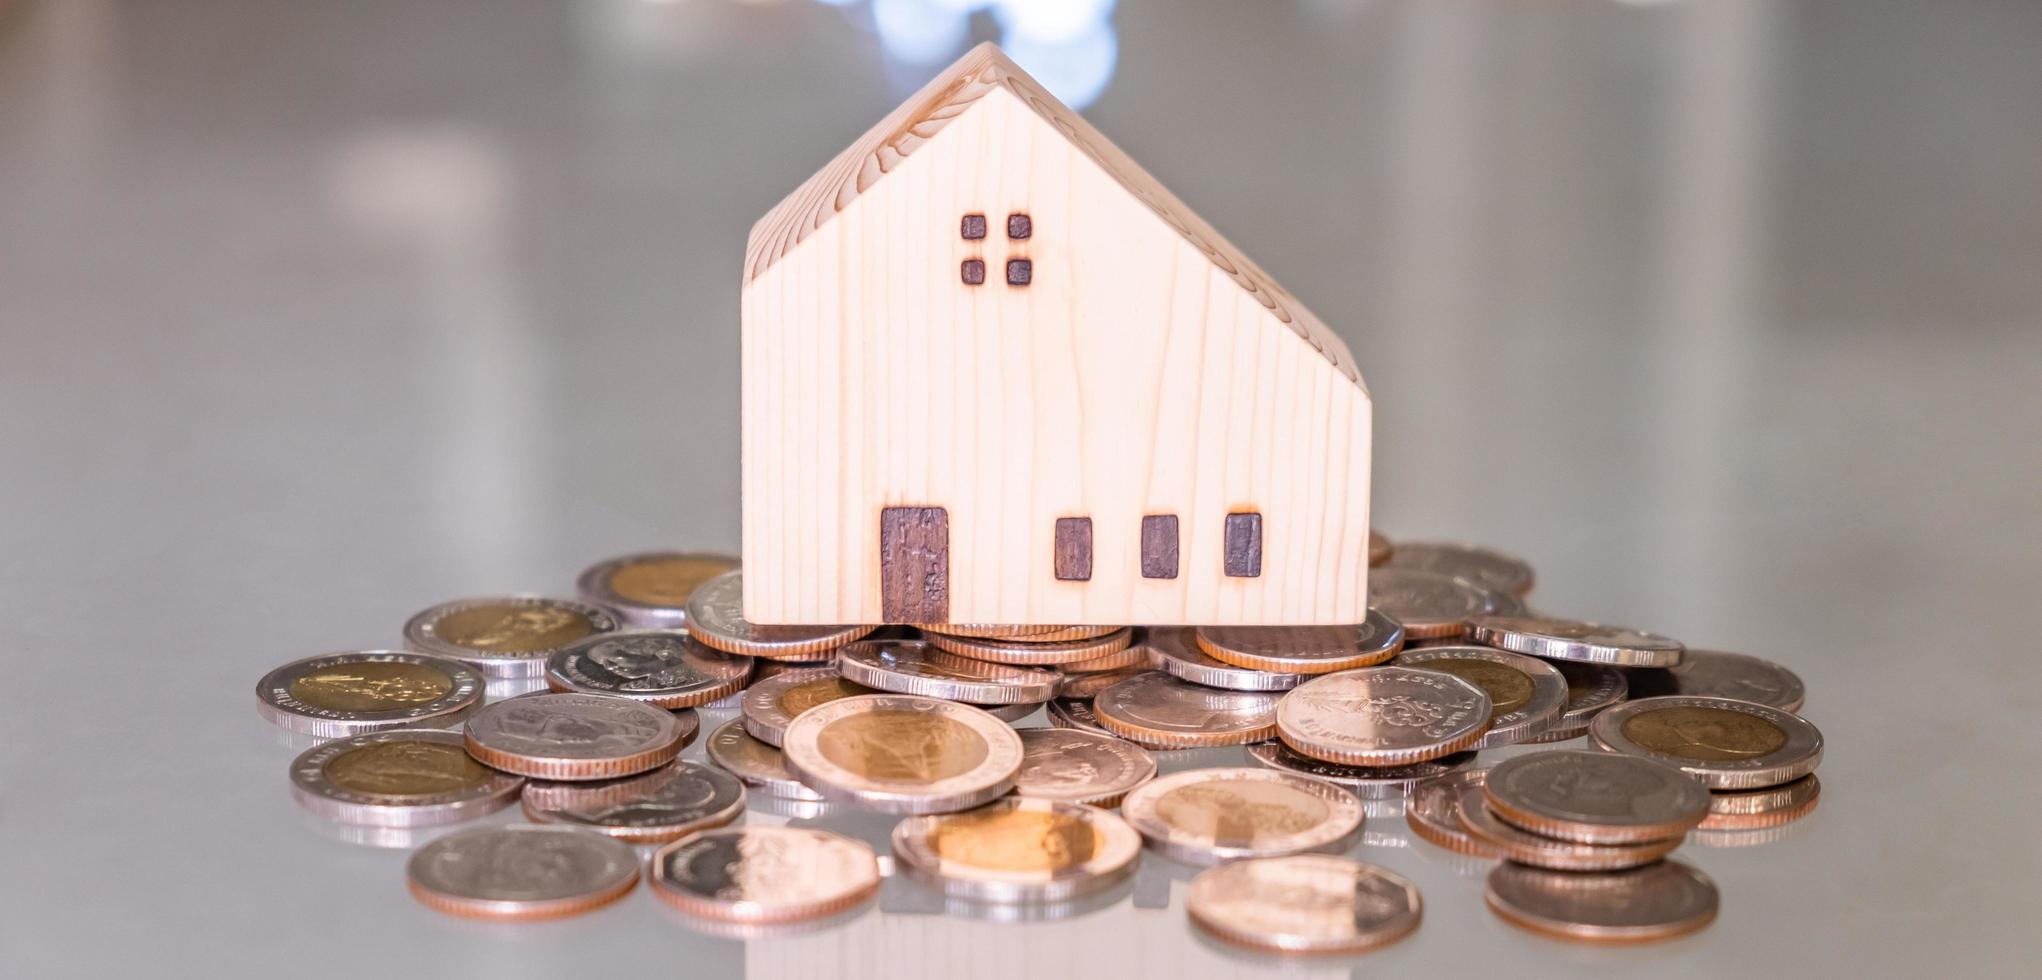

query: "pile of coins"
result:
(255, 538), (1824, 951)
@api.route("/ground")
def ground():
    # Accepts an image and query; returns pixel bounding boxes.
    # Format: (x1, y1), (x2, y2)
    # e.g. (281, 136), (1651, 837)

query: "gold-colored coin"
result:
(607, 554), (736, 606)
(1620, 706), (1787, 761)
(930, 805), (1100, 873)
(816, 710), (990, 782)
(779, 695), (1025, 814)
(289, 661), (454, 712)
(1418, 659), (1533, 714)
(1589, 696), (1822, 789)
(891, 797), (1144, 902)
(780, 676), (871, 717)
(432, 603), (596, 653)
(323, 739), (495, 797)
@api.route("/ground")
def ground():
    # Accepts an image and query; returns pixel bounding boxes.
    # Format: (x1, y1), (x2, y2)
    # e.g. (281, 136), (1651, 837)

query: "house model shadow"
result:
(741, 43), (1372, 627)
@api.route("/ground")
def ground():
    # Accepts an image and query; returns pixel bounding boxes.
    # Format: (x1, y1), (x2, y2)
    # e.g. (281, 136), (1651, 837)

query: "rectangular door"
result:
(880, 506), (949, 623)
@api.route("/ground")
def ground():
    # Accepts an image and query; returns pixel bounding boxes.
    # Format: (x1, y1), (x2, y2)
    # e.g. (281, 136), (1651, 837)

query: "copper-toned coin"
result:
(836, 639), (1059, 704)
(1091, 671), (1280, 749)
(741, 666), (875, 746)
(1483, 751), (1710, 844)
(1655, 649), (1807, 712)
(1395, 646), (1567, 748)
(521, 761), (746, 844)
(407, 825), (637, 920)
(779, 694), (1024, 813)
(1146, 628), (1303, 691)
(1193, 609), (1405, 675)
(1248, 742), (1477, 799)
(1187, 855), (1422, 955)
(648, 826), (881, 924)
(1484, 860), (1718, 943)
(1455, 787), (1682, 870)
(915, 623), (1067, 639)
(1277, 666), (1491, 766)
(1466, 614), (1684, 668)
(685, 571), (874, 659)
(1010, 728), (1157, 807)
(405, 595), (620, 680)
(1589, 696), (1823, 789)
(1368, 530), (1393, 567)
(576, 551), (738, 629)
(892, 797), (1143, 902)
(1404, 770), (1501, 858)
(543, 631), (751, 709)
(1525, 661), (1629, 742)
(463, 692), (695, 780)
(703, 718), (826, 801)
(1045, 698), (1114, 738)
(1057, 666), (1151, 700)
(1700, 774), (1821, 830)
(1055, 642), (1152, 673)
(290, 729), (522, 826)
(258, 651), (484, 737)
(1367, 568), (1520, 639)
(927, 628), (1135, 666)
(1119, 768), (1363, 866)
(1383, 541), (1535, 597)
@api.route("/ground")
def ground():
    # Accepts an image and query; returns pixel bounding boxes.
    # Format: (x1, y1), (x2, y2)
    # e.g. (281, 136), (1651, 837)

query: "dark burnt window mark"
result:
(1007, 213), (1032, 239)
(961, 214), (987, 240)
(1007, 259), (1032, 286)
(961, 259), (986, 285)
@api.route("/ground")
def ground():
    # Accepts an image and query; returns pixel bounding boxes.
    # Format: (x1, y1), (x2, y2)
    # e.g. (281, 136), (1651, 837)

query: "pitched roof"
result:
(743, 43), (1362, 388)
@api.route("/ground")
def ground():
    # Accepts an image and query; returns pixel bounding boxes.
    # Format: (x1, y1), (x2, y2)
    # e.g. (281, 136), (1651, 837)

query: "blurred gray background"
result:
(1, 0), (2036, 977)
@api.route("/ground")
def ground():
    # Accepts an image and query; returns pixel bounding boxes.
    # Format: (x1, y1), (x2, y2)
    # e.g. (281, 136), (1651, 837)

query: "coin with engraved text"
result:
(291, 728), (523, 827)
(577, 551), (738, 628)
(648, 826), (881, 924)
(463, 692), (695, 780)
(258, 651), (484, 737)
(1277, 667), (1491, 766)
(407, 825), (638, 920)
(544, 631), (751, 709)
(1395, 646), (1567, 748)
(521, 760), (746, 843)
(405, 595), (621, 679)
(779, 694), (1024, 813)
(1590, 696), (1822, 789)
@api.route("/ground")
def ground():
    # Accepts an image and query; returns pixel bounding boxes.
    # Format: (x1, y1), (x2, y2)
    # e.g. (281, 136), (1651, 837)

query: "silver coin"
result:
(1367, 568), (1521, 639)
(1187, 855), (1423, 954)
(1247, 741), (1477, 799)
(1656, 649), (1806, 712)
(1146, 628), (1304, 692)
(1057, 667), (1150, 700)
(521, 761), (747, 844)
(1484, 750), (1711, 844)
(779, 694), (1025, 814)
(1191, 609), (1405, 674)
(1454, 785), (1683, 871)
(648, 826), (882, 924)
(1466, 614), (1685, 668)
(977, 701), (1040, 723)
(1276, 666), (1491, 766)
(1383, 541), (1535, 597)
(290, 728), (522, 827)
(1589, 695), (1823, 789)
(575, 551), (738, 629)
(703, 718), (827, 801)
(1394, 646), (1568, 748)
(1119, 768), (1365, 866)
(1526, 661), (1629, 742)
(1010, 728), (1158, 807)
(891, 797), (1144, 903)
(1045, 697), (1115, 737)
(407, 825), (639, 920)
(543, 631), (751, 709)
(257, 650), (484, 737)
(403, 595), (621, 679)
(741, 666), (874, 746)
(836, 639), (1059, 704)
(1485, 860), (1719, 943)
(684, 570), (874, 659)
(1090, 671), (1281, 748)
(463, 692), (696, 780)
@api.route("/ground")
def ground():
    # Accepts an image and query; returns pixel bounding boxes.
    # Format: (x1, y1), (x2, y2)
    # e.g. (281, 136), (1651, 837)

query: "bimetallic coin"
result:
(1277, 667), (1491, 766)
(1368, 530), (1393, 567)
(704, 718), (826, 801)
(1700, 775), (1821, 830)
(779, 694), (1024, 814)
(1526, 661), (1629, 742)
(1368, 568), (1521, 639)
(257, 651), (483, 737)
(926, 628), (1136, 666)
(1011, 728), (1157, 807)
(648, 826), (881, 923)
(1383, 541), (1535, 597)
(405, 596), (620, 679)
(1466, 614), (1684, 668)
(1248, 742), (1477, 799)
(463, 692), (695, 780)
(1045, 698), (1114, 738)
(1193, 609), (1405, 674)
(1058, 667), (1151, 700)
(543, 631), (751, 709)
(407, 825), (638, 920)
(1147, 628), (1303, 691)
(1405, 770), (1501, 858)
(836, 639), (1060, 704)
(1395, 646), (1567, 748)
(1119, 768), (1364, 866)
(891, 797), (1142, 902)
(521, 761), (745, 844)
(1483, 751), (1711, 844)
(576, 551), (738, 628)
(1188, 856), (1422, 955)
(1590, 696), (1823, 789)
(685, 571), (874, 659)
(1091, 671), (1280, 749)
(742, 666), (875, 747)
(1455, 787), (1682, 870)
(1660, 649), (1807, 712)
(1485, 860), (1718, 944)
(290, 729), (522, 827)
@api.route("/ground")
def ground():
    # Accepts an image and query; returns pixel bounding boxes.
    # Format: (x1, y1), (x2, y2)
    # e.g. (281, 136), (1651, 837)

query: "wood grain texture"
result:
(1054, 517), (1093, 581)
(1223, 512), (1263, 578)
(880, 507), (949, 622)
(1141, 515), (1179, 579)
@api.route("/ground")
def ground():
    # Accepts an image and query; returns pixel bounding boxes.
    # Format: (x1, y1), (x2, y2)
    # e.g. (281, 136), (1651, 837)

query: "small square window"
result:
(1141, 515), (1179, 579)
(1006, 259), (1032, 286)
(961, 214), (987, 240)
(1054, 517), (1093, 581)
(1224, 512), (1262, 577)
(1007, 213), (1032, 239)
(961, 259), (985, 285)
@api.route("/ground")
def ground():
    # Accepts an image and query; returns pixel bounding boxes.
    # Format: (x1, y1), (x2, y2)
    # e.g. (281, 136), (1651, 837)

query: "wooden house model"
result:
(740, 44), (1372, 626)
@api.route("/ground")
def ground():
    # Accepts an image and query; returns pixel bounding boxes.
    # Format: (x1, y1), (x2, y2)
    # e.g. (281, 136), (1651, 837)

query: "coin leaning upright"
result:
(778, 694), (1024, 814)
(257, 650), (484, 737)
(891, 797), (1143, 903)
(407, 825), (639, 921)
(544, 631), (751, 709)
(404, 595), (621, 679)
(1277, 666), (1492, 766)
(463, 692), (695, 780)
(685, 571), (874, 659)
(1187, 855), (1423, 955)
(291, 729), (523, 827)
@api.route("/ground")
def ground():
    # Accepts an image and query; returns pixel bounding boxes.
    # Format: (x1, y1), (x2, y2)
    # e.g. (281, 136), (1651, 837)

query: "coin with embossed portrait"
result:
(1383, 541), (1535, 597)
(892, 797), (1143, 902)
(1404, 769), (1500, 859)
(836, 639), (1059, 705)
(1010, 728), (1157, 807)
(1193, 609), (1405, 675)
(1247, 742), (1477, 799)
(258, 651), (484, 737)
(1483, 750), (1711, 844)
(1119, 768), (1364, 866)
(1525, 661), (1628, 743)
(291, 728), (523, 826)
(779, 694), (1024, 813)
(1590, 695), (1823, 789)
(463, 692), (696, 780)
(649, 826), (881, 924)
(1188, 855), (1422, 954)
(1455, 786), (1682, 871)
(1091, 671), (1281, 749)
(543, 631), (751, 709)
(521, 760), (746, 843)
(1644, 649), (1807, 712)
(1395, 646), (1567, 748)
(927, 628), (1136, 666)
(704, 718), (826, 801)
(1277, 666), (1491, 766)
(1368, 568), (1521, 640)
(1485, 859), (1718, 944)
(741, 666), (876, 746)
(405, 595), (620, 679)
(576, 551), (738, 629)
(1466, 614), (1685, 668)
(1045, 698), (1114, 738)
(407, 825), (638, 921)
(1146, 628), (1303, 691)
